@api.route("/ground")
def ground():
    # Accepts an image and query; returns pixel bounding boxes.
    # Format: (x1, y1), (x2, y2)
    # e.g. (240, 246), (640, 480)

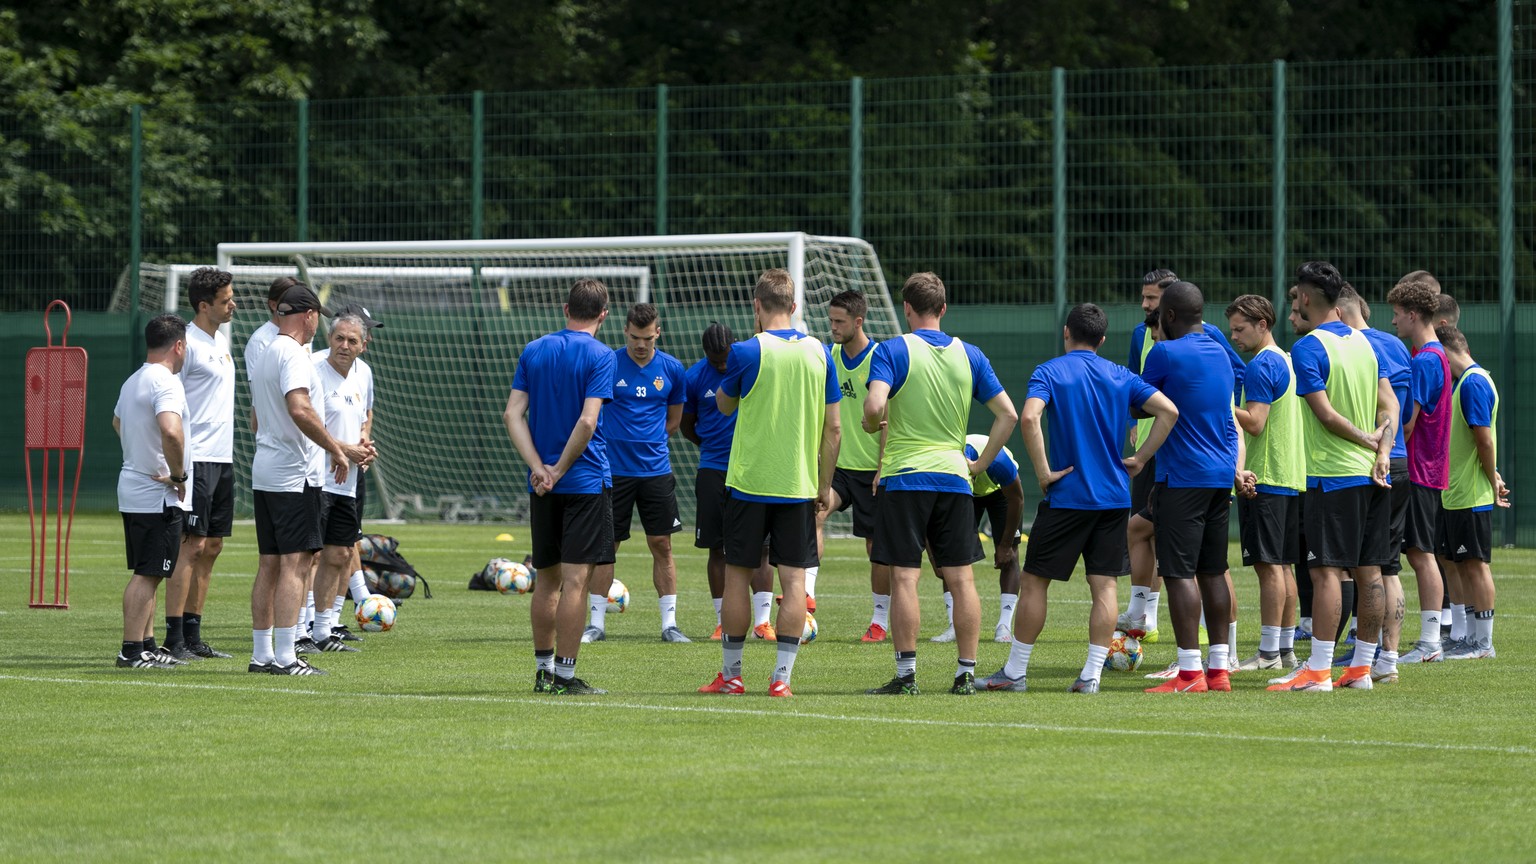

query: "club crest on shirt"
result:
(653, 376), (665, 391)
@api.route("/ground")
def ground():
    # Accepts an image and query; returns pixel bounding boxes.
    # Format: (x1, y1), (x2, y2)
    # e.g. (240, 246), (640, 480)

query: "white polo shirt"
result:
(180, 323), (235, 463)
(251, 334), (324, 493)
(315, 355), (368, 497)
(115, 364), (192, 513)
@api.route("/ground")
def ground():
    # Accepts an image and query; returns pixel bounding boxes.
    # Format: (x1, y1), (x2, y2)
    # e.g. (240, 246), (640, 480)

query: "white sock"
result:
(303, 592), (315, 630)
(659, 594), (678, 631)
(804, 566), (818, 599)
(1350, 639), (1377, 668)
(588, 594), (607, 631)
(1474, 611), (1494, 644)
(1450, 605), (1467, 641)
(1208, 642), (1229, 673)
(1177, 647), (1203, 673)
(1376, 650), (1398, 674)
(331, 594), (345, 617)
(943, 591), (954, 626)
(348, 571), (369, 605)
(996, 593), (1018, 630)
(1127, 586), (1149, 619)
(1309, 638), (1335, 671)
(251, 628), (275, 665)
(955, 657), (977, 681)
(1228, 621), (1238, 656)
(713, 597), (723, 625)
(273, 626), (298, 666)
(312, 608), (333, 643)
(871, 593), (891, 628)
(752, 591), (772, 627)
(1259, 625), (1281, 654)
(772, 636), (800, 685)
(1300, 615), (1313, 634)
(1002, 641), (1033, 679)
(1279, 625), (1295, 651)
(1146, 592), (1161, 630)
(1082, 644), (1109, 683)
(1419, 610), (1442, 646)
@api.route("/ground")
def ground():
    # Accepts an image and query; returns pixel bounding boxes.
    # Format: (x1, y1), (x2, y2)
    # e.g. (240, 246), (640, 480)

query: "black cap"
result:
(275, 283), (333, 317)
(332, 302), (384, 329)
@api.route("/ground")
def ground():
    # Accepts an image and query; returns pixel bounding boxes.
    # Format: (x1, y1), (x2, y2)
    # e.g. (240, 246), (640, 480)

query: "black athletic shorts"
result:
(1303, 482), (1393, 569)
(723, 494), (817, 569)
(185, 461), (234, 538)
(1383, 460), (1409, 576)
(1238, 491), (1299, 566)
(871, 489), (983, 570)
(1130, 453), (1157, 516)
(122, 506), (184, 578)
(611, 474), (681, 541)
(694, 468), (728, 549)
(1403, 482), (1443, 554)
(254, 486), (322, 556)
(529, 488), (615, 571)
(1438, 507), (1493, 563)
(831, 467), (880, 538)
(1152, 484), (1231, 579)
(973, 489), (1020, 545)
(1022, 502), (1129, 581)
(356, 468), (369, 524)
(319, 491), (362, 548)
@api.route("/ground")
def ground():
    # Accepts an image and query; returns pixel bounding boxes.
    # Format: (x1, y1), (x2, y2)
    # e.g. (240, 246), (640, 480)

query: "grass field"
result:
(2, 513), (1533, 862)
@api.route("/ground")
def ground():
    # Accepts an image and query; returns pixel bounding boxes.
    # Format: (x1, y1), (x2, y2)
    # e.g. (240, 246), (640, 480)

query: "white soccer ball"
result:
(494, 560), (534, 595)
(1105, 631), (1143, 671)
(800, 613), (818, 645)
(606, 579), (629, 613)
(356, 594), (397, 633)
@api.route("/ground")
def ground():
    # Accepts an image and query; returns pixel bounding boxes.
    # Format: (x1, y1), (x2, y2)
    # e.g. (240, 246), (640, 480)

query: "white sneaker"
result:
(930, 625), (956, 643)
(1444, 640), (1495, 660)
(1236, 652), (1282, 672)
(1116, 611), (1133, 632)
(1399, 641), (1443, 663)
(993, 624), (1013, 643)
(1143, 660), (1178, 681)
(1268, 663), (1307, 686)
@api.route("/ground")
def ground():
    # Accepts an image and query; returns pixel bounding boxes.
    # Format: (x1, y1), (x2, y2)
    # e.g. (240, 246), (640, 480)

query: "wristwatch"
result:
(171, 473), (189, 483)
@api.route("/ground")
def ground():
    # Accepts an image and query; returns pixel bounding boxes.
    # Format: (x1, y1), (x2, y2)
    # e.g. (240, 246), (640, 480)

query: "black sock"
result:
(144, 636), (158, 652)
(122, 641), (141, 659)
(166, 616), (185, 647)
(1336, 581), (1355, 643)
(183, 614), (201, 645)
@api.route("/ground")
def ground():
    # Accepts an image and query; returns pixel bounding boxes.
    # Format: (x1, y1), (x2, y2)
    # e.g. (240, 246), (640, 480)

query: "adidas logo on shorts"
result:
(673, 518), (682, 527)
(1457, 545), (1468, 554)
(1306, 551), (1317, 561)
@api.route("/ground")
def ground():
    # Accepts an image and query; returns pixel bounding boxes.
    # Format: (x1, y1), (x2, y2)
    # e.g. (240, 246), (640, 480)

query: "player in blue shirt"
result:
(1139, 281), (1242, 693)
(680, 322), (776, 641)
(582, 303), (690, 644)
(978, 304), (1177, 694)
(505, 279), (617, 695)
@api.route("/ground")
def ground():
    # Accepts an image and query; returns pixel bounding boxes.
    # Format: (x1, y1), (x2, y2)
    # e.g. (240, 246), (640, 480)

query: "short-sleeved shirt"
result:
(1454, 367), (1498, 513)
(963, 438), (1019, 495)
(116, 364), (192, 513)
(683, 359), (734, 472)
(314, 356), (369, 497)
(721, 328), (840, 503)
(251, 335), (324, 493)
(603, 348), (686, 478)
(1140, 332), (1239, 490)
(1292, 320), (1386, 490)
(1130, 320), (1246, 398)
(1028, 350), (1159, 509)
(181, 324), (235, 463)
(868, 329), (1004, 494)
(511, 329), (616, 495)
(314, 350), (375, 416)
(243, 320), (280, 385)
(1360, 327), (1410, 459)
(1241, 348), (1298, 496)
(1410, 342), (1446, 419)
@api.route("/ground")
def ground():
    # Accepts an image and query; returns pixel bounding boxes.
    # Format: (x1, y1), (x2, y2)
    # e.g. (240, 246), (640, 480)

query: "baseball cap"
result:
(275, 283), (333, 317)
(332, 302), (384, 330)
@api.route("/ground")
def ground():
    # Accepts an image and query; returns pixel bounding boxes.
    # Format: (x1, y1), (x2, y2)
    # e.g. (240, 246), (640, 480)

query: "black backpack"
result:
(360, 534), (431, 601)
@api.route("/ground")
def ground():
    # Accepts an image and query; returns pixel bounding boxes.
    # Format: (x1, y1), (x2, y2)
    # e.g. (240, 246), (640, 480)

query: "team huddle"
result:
(113, 261), (1505, 695)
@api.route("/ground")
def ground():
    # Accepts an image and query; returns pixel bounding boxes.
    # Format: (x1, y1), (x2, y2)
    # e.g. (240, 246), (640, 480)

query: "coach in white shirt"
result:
(248, 283), (373, 676)
(113, 314), (192, 669)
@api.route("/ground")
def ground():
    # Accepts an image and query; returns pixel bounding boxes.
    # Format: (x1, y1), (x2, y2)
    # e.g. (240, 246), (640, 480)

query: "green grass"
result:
(2, 513), (1533, 862)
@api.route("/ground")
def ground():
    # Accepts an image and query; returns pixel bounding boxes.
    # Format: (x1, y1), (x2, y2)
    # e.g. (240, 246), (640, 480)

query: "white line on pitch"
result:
(0, 674), (1529, 757)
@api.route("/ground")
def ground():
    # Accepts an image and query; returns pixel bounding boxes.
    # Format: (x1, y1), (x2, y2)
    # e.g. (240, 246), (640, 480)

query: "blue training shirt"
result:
(511, 329), (616, 494)
(1292, 320), (1389, 490)
(683, 358), (734, 472)
(1241, 348), (1299, 497)
(720, 329), (840, 503)
(1141, 331), (1239, 489)
(1360, 327), (1410, 460)
(604, 347), (686, 478)
(1458, 365), (1497, 513)
(1028, 350), (1159, 509)
(962, 440), (1020, 491)
(869, 329), (1006, 494)
(1130, 320), (1246, 399)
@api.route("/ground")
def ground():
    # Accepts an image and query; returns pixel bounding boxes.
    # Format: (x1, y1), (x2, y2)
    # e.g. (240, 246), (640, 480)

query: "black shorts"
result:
(529, 488), (616, 571)
(1130, 453), (1157, 515)
(185, 461), (234, 538)
(1238, 491), (1299, 566)
(611, 474), (681, 542)
(1303, 483), (1393, 569)
(1152, 484), (1230, 579)
(1403, 482), (1443, 554)
(694, 468), (728, 549)
(122, 507), (184, 578)
(831, 467), (880, 538)
(973, 489), (1020, 545)
(723, 495), (817, 569)
(871, 489), (983, 570)
(1437, 507), (1493, 563)
(253, 486), (322, 556)
(319, 491), (362, 548)
(1383, 460), (1409, 576)
(356, 469), (369, 523)
(1022, 503), (1129, 581)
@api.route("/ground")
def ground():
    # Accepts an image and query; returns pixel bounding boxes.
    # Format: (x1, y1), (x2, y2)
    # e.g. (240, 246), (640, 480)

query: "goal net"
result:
(131, 233), (900, 528)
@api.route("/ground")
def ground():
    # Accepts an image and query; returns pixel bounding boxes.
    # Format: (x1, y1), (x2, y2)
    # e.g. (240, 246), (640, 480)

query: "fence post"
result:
(655, 84), (668, 236)
(850, 77), (863, 238)
(296, 99), (308, 242)
(1052, 68), (1066, 336)
(1498, 0), (1515, 545)
(1272, 60), (1287, 320)
(472, 90), (485, 240)
(129, 104), (144, 358)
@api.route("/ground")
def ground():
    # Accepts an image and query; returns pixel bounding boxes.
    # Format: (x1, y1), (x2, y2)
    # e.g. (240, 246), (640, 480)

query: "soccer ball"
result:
(362, 564), (380, 595)
(1105, 631), (1143, 671)
(356, 594), (397, 633)
(606, 579), (629, 613)
(494, 560), (534, 595)
(800, 613), (818, 644)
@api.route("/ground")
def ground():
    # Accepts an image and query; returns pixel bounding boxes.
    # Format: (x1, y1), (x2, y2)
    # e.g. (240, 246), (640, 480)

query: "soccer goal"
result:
(153, 233), (900, 524)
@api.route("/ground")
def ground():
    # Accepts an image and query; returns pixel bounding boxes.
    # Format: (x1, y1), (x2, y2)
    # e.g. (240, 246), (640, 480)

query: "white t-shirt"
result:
(315, 355), (368, 497)
(244, 320), (280, 385)
(180, 323), (235, 463)
(251, 335), (324, 493)
(115, 363), (192, 513)
(314, 350), (374, 414)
